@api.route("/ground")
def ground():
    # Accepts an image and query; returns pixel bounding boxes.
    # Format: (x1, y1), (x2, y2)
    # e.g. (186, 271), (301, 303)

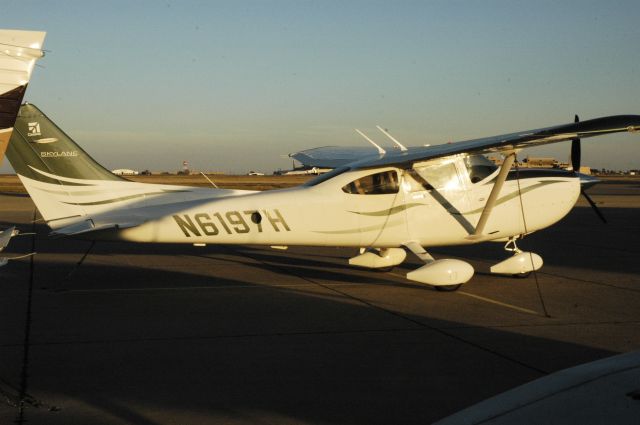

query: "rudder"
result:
(7, 103), (123, 183)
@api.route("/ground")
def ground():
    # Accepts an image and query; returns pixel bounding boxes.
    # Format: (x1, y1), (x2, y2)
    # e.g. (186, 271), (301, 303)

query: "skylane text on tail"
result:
(7, 101), (639, 290)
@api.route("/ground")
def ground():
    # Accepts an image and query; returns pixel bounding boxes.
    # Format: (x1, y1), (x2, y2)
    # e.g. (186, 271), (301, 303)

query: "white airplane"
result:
(0, 29), (45, 162)
(0, 29), (46, 265)
(3, 31), (640, 290)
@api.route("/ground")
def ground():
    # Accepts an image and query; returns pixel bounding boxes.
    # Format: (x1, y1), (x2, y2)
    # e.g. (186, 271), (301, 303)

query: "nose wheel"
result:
(490, 236), (543, 277)
(504, 238), (532, 278)
(434, 284), (463, 292)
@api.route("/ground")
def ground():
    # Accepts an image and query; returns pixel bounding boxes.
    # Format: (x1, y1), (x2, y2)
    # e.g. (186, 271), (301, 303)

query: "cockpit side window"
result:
(464, 155), (498, 184)
(342, 170), (399, 195)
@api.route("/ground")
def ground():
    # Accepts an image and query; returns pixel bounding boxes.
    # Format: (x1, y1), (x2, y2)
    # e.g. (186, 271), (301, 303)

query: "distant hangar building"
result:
(112, 169), (139, 176)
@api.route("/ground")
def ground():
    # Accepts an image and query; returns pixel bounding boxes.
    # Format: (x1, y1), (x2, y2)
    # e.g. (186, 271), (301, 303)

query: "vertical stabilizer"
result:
(6, 104), (222, 230)
(7, 104), (132, 226)
(8, 104), (123, 183)
(0, 29), (46, 163)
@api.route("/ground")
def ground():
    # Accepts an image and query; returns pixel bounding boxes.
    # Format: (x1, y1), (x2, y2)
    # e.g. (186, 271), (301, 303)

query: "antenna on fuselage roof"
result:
(376, 125), (408, 152)
(200, 172), (218, 188)
(355, 129), (386, 154)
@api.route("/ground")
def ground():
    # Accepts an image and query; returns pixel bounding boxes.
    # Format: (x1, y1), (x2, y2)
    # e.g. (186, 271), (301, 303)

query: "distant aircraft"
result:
(290, 145), (381, 169)
(288, 125), (420, 169)
(4, 30), (640, 290)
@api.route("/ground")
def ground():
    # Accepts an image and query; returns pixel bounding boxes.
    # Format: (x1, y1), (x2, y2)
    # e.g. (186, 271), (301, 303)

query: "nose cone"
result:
(577, 173), (600, 190)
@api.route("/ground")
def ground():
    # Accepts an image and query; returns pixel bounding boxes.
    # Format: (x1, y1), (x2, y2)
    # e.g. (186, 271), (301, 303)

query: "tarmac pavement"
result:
(0, 187), (638, 424)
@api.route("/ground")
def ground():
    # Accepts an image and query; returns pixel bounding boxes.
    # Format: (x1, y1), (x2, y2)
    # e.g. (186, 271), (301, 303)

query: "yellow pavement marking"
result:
(389, 271), (540, 315)
(457, 291), (539, 315)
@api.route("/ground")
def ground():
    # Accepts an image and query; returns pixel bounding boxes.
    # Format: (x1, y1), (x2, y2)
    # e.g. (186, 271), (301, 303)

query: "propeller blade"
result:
(571, 114), (581, 172)
(581, 188), (607, 223)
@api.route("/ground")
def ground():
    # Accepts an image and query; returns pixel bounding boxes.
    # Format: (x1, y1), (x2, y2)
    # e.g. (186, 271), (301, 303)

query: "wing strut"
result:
(467, 153), (516, 240)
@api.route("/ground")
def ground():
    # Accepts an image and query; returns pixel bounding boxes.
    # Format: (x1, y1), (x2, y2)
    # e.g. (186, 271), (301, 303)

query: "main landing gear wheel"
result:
(374, 266), (395, 273)
(434, 284), (463, 292)
(512, 271), (532, 278)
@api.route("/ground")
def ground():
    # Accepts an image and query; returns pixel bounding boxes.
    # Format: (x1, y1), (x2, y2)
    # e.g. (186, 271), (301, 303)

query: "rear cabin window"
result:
(342, 170), (399, 195)
(304, 166), (349, 187)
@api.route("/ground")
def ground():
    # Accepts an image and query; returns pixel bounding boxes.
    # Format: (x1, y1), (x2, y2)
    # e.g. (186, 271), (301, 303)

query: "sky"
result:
(2, 0), (639, 173)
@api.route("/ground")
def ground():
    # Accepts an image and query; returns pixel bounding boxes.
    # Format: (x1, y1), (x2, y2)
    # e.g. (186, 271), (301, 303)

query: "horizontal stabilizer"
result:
(0, 226), (18, 251)
(50, 219), (140, 237)
(0, 226), (19, 267)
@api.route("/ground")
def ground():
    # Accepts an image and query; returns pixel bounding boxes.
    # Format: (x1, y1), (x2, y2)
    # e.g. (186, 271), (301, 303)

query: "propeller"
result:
(572, 115), (607, 223)
(571, 115), (581, 173)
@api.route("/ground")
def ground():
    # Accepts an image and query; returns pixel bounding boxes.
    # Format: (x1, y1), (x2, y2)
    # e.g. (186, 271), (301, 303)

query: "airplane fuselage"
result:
(114, 162), (580, 249)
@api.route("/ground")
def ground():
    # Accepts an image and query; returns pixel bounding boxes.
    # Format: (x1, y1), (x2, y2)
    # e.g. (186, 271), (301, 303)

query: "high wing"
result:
(343, 115), (640, 169)
(0, 29), (46, 163)
(289, 145), (380, 168)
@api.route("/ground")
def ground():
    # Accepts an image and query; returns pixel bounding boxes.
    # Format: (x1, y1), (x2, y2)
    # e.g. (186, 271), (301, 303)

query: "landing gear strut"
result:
(349, 247), (406, 270)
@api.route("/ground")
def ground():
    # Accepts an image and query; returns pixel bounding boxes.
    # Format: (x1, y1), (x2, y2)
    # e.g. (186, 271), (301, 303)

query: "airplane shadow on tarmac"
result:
(1, 212), (635, 425)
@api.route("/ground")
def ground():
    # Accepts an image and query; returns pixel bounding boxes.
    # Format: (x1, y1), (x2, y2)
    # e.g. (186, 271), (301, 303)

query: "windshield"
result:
(464, 155), (498, 183)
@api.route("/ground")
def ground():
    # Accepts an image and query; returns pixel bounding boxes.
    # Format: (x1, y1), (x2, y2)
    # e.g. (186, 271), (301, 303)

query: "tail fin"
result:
(7, 103), (134, 227)
(8, 103), (123, 183)
(7, 104), (211, 231)
(0, 29), (46, 163)
(8, 105), (247, 233)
